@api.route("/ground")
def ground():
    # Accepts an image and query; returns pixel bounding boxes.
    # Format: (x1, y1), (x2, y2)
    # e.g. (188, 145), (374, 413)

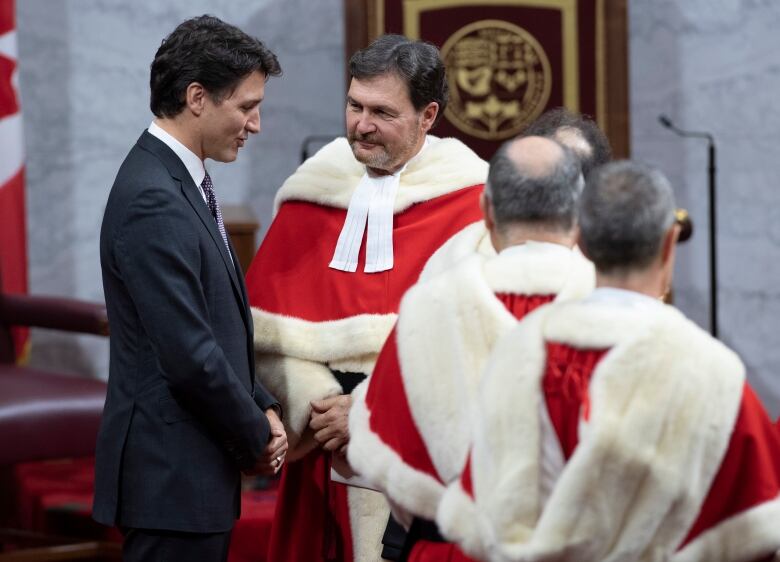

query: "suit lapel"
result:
(136, 131), (249, 327)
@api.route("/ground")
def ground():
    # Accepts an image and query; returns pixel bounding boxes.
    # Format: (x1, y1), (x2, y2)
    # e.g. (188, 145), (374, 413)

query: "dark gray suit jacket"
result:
(93, 131), (277, 533)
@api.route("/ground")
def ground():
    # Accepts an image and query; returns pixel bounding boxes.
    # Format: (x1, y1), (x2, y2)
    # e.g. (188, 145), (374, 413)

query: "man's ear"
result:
(659, 222), (681, 299)
(482, 192), (504, 253)
(481, 192), (495, 232)
(420, 102), (439, 133)
(575, 228), (591, 259)
(185, 82), (207, 116)
(661, 222), (681, 267)
(567, 224), (581, 249)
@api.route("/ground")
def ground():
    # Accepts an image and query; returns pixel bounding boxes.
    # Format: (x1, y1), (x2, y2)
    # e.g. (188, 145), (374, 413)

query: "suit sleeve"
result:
(114, 186), (270, 469)
(253, 382), (282, 418)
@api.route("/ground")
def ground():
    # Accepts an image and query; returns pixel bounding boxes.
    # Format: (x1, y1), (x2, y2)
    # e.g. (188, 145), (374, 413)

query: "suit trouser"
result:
(122, 527), (232, 562)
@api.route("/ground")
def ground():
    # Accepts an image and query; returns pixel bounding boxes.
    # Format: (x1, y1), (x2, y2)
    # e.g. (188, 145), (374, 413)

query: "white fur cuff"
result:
(255, 353), (341, 446)
(673, 496), (780, 562)
(347, 381), (445, 523)
(252, 307), (396, 365)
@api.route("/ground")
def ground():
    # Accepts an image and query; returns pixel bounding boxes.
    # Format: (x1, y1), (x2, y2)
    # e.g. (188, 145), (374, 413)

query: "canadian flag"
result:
(0, 0), (29, 359)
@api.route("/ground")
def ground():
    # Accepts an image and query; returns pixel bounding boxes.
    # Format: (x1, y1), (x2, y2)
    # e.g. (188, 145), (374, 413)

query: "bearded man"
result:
(245, 35), (487, 561)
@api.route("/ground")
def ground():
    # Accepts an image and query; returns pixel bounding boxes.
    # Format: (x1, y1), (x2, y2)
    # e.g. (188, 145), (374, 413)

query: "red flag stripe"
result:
(0, 168), (27, 293)
(0, 0), (29, 359)
(0, 53), (18, 118)
(0, 167), (29, 357)
(0, 0), (13, 36)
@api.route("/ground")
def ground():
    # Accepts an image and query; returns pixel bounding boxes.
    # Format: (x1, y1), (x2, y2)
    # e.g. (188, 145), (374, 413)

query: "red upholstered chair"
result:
(0, 286), (120, 560)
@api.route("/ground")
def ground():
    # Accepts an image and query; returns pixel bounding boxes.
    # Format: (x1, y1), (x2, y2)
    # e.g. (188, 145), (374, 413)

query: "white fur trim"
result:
(484, 245), (595, 299)
(673, 496), (780, 562)
(349, 247), (593, 524)
(252, 307), (396, 364)
(251, 308), (394, 448)
(444, 301), (746, 561)
(437, 480), (496, 560)
(347, 485), (391, 562)
(438, 311), (548, 560)
(400, 248), (594, 484)
(418, 221), (495, 283)
(348, 381), (446, 523)
(274, 136), (487, 214)
(254, 353), (341, 447)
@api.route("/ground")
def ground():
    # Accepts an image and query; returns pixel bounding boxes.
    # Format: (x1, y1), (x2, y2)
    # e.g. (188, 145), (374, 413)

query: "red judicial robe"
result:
(246, 136), (487, 561)
(348, 244), (595, 562)
(438, 293), (780, 562)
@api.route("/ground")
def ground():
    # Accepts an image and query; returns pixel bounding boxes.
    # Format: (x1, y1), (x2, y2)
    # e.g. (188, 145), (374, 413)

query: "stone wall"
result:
(630, 0), (780, 415)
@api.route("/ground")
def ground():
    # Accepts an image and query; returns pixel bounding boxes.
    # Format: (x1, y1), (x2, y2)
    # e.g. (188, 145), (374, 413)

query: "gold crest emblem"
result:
(441, 20), (552, 140)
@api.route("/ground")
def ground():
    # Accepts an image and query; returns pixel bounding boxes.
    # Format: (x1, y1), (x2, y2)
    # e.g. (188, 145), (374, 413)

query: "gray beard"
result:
(349, 133), (421, 173)
(350, 142), (393, 170)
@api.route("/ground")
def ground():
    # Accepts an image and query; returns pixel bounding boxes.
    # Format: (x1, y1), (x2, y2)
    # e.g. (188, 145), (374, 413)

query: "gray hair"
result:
(522, 107), (612, 177)
(349, 34), (448, 127)
(485, 139), (583, 232)
(579, 160), (676, 273)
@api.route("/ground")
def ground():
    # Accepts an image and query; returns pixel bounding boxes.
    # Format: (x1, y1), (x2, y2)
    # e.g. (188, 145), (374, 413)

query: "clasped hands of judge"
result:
(309, 395), (352, 456)
(245, 408), (288, 476)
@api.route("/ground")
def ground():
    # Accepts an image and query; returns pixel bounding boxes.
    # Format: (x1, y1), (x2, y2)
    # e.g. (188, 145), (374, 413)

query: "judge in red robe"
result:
(439, 161), (780, 562)
(348, 136), (595, 561)
(245, 35), (487, 561)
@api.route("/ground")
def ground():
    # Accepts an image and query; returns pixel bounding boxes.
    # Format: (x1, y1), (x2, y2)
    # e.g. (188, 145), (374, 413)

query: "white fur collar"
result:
(418, 221), (495, 283)
(399, 248), (594, 484)
(273, 136), (487, 214)
(438, 301), (746, 561)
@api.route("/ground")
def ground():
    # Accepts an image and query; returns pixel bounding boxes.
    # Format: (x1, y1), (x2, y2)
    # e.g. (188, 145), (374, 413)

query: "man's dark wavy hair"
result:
(349, 34), (448, 127)
(150, 15), (281, 118)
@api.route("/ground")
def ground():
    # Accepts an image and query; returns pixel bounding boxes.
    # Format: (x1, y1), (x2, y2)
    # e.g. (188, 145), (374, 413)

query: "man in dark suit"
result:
(93, 15), (286, 561)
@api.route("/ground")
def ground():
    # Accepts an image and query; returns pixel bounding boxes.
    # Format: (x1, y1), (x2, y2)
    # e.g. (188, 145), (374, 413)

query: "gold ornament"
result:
(441, 19), (552, 141)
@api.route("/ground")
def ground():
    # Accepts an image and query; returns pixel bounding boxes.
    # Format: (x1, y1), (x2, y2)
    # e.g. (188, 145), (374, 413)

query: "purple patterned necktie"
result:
(201, 173), (231, 256)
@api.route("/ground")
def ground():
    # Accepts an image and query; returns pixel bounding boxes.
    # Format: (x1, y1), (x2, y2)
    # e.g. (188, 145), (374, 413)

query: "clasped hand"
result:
(244, 408), (288, 476)
(309, 395), (352, 454)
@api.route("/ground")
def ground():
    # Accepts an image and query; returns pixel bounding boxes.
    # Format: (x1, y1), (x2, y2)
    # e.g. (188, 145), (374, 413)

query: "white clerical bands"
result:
(329, 138), (430, 274)
(329, 170), (400, 273)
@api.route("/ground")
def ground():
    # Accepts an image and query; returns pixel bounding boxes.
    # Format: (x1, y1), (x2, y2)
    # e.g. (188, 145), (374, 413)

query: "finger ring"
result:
(276, 456), (283, 465)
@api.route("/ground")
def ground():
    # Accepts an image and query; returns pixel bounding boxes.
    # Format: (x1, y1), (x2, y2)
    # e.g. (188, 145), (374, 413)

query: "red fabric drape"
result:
(0, 0), (29, 360)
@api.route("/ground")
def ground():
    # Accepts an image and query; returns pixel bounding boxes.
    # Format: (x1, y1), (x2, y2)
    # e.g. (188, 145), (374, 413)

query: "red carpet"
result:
(4, 456), (277, 561)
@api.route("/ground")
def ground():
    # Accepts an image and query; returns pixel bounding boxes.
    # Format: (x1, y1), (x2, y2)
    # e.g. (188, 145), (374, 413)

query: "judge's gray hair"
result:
(485, 138), (583, 233)
(579, 160), (676, 273)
